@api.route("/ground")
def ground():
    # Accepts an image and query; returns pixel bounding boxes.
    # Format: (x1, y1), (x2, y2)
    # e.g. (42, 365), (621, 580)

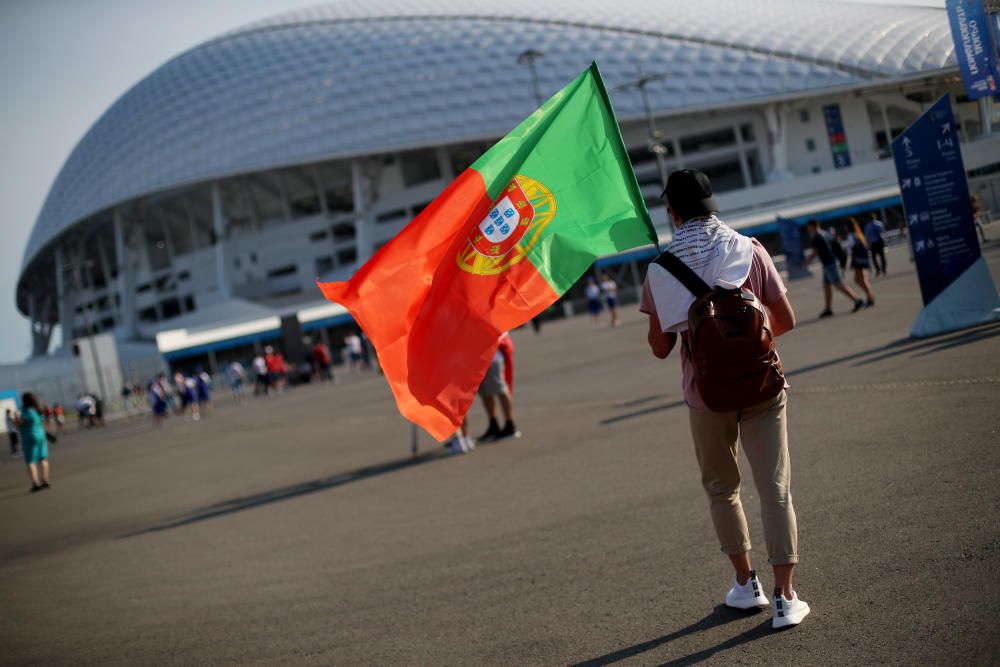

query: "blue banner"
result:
(822, 104), (851, 169)
(892, 95), (981, 305)
(777, 216), (810, 280)
(947, 0), (1000, 99)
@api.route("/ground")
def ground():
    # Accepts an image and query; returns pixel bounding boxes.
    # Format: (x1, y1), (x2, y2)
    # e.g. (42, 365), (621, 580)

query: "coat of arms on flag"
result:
(458, 174), (556, 276)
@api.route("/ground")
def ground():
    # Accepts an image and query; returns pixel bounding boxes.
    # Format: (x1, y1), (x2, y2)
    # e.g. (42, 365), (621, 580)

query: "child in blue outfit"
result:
(17, 392), (51, 492)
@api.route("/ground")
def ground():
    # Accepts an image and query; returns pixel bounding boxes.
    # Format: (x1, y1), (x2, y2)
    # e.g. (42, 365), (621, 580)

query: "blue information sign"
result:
(891, 95), (981, 305)
(822, 104), (852, 169)
(946, 0), (1000, 99)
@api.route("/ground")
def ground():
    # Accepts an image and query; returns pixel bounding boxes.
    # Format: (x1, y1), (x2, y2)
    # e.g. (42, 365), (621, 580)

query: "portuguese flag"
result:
(318, 63), (656, 440)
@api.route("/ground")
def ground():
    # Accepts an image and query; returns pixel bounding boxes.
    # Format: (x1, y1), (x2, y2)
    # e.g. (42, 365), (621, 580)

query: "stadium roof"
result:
(19, 0), (956, 297)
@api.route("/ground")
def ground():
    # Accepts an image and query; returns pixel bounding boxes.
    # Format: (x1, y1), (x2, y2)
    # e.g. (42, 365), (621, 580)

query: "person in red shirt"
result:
(312, 341), (333, 382)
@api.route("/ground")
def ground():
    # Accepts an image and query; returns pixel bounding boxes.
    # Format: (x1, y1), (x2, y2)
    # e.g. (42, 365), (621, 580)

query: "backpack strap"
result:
(653, 251), (712, 298)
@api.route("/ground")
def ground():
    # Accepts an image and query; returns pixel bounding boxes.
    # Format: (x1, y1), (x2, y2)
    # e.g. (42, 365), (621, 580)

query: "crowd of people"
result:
(801, 212), (885, 318)
(584, 273), (621, 328)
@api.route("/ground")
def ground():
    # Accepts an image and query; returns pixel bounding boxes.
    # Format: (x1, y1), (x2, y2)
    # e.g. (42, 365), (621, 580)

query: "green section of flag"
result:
(470, 62), (656, 294)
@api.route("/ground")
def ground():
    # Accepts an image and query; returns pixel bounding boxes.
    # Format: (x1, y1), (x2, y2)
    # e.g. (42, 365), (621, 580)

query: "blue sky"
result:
(0, 0), (945, 364)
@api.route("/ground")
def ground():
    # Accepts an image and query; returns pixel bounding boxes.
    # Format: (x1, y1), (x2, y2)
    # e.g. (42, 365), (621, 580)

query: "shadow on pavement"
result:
(599, 321), (1000, 426)
(599, 400), (685, 425)
(784, 320), (1000, 377)
(569, 605), (768, 666)
(121, 450), (449, 538)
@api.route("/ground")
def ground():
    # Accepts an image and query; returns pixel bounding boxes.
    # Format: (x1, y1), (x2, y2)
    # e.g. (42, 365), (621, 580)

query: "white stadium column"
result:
(212, 182), (233, 299)
(765, 103), (792, 182)
(55, 245), (75, 347)
(351, 160), (371, 263)
(114, 209), (137, 339)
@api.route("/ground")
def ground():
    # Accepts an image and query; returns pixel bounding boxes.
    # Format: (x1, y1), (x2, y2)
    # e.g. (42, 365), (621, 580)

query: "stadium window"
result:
(739, 123), (755, 143)
(138, 307), (157, 323)
(747, 152), (765, 185)
(250, 253), (258, 264)
(691, 158), (745, 193)
(266, 265), (298, 279)
(811, 165), (822, 174)
(400, 149), (442, 187)
(799, 109), (810, 123)
(680, 128), (736, 155)
(247, 172), (287, 224)
(283, 167), (321, 218)
(411, 201), (432, 216)
(332, 223), (355, 241)
(177, 271), (190, 281)
(337, 248), (357, 265)
(310, 230), (329, 242)
(136, 283), (152, 294)
(316, 163), (353, 213)
(184, 295), (195, 311)
(315, 256), (334, 275)
(160, 298), (181, 320)
(805, 138), (816, 152)
(376, 208), (407, 223)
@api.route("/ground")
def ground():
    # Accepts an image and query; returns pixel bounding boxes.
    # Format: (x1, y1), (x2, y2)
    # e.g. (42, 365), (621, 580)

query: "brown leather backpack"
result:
(654, 251), (784, 412)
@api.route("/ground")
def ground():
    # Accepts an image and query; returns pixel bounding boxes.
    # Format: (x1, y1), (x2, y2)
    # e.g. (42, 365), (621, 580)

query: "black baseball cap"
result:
(661, 169), (719, 221)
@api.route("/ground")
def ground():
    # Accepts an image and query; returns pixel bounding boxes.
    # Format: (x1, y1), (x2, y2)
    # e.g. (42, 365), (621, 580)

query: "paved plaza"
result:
(2, 239), (999, 665)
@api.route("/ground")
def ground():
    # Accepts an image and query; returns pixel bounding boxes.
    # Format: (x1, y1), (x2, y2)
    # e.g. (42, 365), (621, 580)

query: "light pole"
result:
(617, 63), (674, 234)
(60, 258), (110, 404)
(517, 49), (545, 108)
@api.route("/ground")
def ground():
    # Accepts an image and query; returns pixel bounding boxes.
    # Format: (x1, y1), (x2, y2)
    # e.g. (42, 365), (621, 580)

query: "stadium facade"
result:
(14, 0), (1000, 372)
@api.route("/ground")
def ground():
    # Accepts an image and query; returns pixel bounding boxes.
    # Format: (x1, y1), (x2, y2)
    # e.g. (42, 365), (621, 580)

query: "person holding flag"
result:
(318, 62), (657, 442)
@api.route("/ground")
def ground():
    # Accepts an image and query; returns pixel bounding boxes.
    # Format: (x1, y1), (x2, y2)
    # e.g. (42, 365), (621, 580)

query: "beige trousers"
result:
(688, 390), (798, 565)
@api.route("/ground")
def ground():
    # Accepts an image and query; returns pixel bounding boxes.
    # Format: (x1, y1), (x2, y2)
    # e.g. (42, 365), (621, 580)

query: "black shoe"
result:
(41, 482), (50, 489)
(29, 485), (42, 493)
(478, 420), (501, 442)
(866, 299), (875, 308)
(818, 309), (833, 319)
(496, 422), (522, 440)
(851, 299), (864, 313)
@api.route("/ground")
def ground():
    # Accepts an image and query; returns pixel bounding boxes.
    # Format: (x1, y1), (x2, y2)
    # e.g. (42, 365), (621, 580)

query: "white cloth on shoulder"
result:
(647, 215), (754, 333)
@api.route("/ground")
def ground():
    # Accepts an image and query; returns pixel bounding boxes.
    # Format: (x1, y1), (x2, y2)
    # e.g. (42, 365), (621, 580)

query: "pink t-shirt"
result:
(640, 238), (788, 411)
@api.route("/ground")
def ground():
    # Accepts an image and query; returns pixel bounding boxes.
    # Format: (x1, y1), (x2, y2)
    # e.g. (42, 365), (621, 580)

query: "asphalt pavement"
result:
(2, 237), (998, 666)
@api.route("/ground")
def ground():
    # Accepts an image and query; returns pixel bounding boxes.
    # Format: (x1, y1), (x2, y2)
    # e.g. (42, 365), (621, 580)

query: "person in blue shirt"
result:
(17, 392), (50, 492)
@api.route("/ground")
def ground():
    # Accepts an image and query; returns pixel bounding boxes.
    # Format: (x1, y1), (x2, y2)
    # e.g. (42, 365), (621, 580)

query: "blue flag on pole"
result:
(946, 0), (1000, 100)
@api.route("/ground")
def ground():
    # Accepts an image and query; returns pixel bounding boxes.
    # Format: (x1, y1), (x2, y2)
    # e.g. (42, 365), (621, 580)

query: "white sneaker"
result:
(445, 437), (468, 455)
(461, 435), (475, 451)
(771, 588), (810, 629)
(725, 570), (769, 609)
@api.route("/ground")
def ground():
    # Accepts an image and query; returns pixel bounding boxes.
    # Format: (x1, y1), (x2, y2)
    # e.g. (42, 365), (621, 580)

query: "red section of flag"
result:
(318, 170), (556, 440)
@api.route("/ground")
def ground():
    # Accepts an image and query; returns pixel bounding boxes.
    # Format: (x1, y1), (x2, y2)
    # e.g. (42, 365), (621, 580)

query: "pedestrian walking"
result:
(150, 378), (168, 427)
(802, 219), (864, 318)
(6, 408), (20, 457)
(476, 332), (520, 442)
(252, 354), (269, 396)
(600, 272), (621, 327)
(344, 332), (363, 372)
(53, 404), (65, 431)
(227, 361), (247, 403)
(17, 393), (51, 493)
(195, 368), (213, 414)
(864, 212), (887, 276)
(585, 277), (603, 328)
(847, 218), (876, 307)
(312, 341), (334, 382)
(641, 169), (808, 629)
